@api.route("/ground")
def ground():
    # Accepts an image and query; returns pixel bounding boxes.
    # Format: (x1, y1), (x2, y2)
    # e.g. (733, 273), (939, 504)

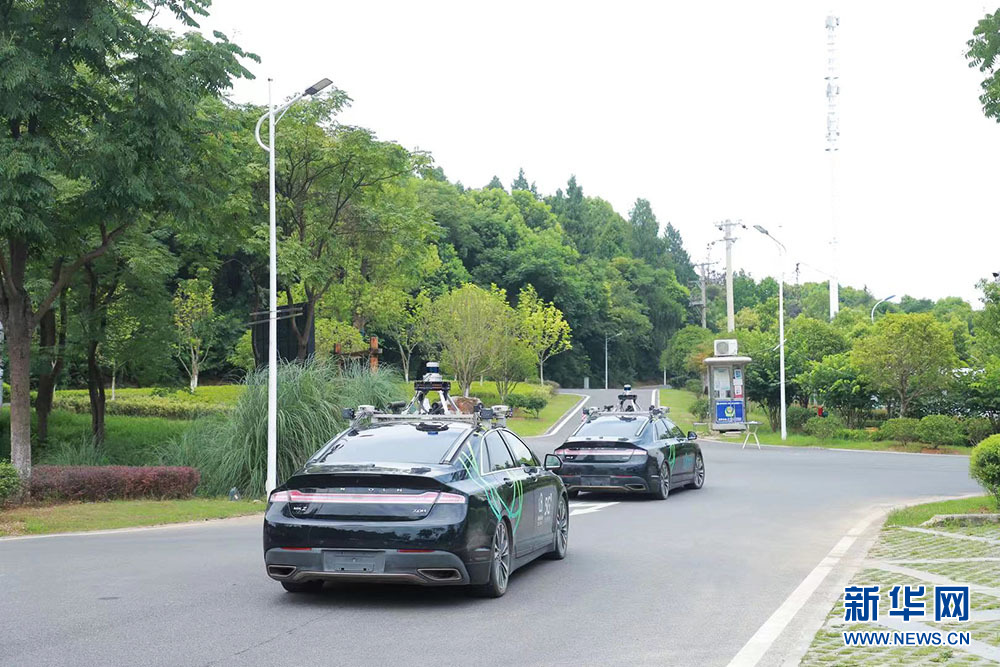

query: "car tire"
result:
(281, 579), (324, 594)
(686, 453), (706, 490)
(567, 489), (579, 499)
(542, 495), (569, 560)
(650, 462), (670, 500)
(472, 519), (512, 598)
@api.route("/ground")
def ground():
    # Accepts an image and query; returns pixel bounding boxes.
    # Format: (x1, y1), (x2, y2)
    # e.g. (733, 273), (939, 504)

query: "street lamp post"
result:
(255, 77), (332, 495)
(605, 332), (622, 390)
(870, 295), (896, 323)
(754, 225), (787, 441)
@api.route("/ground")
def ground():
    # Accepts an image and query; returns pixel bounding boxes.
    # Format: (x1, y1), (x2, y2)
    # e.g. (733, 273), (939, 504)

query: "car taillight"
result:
(269, 490), (290, 503)
(631, 449), (647, 457)
(435, 492), (467, 504)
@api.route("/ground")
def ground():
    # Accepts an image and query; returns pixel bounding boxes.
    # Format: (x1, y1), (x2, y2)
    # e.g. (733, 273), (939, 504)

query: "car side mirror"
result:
(687, 431), (698, 441)
(543, 453), (562, 471)
(341, 407), (355, 420)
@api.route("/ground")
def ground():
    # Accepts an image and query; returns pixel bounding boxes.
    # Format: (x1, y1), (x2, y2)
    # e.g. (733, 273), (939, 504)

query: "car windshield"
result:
(574, 418), (647, 438)
(320, 423), (468, 465)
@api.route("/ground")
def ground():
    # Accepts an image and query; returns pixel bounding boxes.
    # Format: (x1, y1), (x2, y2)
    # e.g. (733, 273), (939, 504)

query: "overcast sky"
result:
(192, 0), (1000, 306)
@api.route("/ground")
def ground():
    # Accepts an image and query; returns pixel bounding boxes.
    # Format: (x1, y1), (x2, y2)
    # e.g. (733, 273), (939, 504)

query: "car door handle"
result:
(502, 477), (514, 487)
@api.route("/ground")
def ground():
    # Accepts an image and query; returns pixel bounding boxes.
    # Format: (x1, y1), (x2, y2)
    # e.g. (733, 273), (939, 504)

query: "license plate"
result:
(324, 550), (382, 573)
(580, 476), (611, 487)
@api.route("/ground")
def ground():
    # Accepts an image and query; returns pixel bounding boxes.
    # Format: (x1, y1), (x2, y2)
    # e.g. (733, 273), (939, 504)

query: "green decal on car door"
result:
(459, 450), (524, 532)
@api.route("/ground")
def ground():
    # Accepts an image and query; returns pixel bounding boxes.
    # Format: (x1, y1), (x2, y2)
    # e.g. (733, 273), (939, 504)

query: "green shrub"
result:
(684, 378), (703, 395)
(964, 417), (995, 446)
(543, 380), (560, 395)
(0, 459), (21, 502)
(50, 394), (230, 420)
(835, 428), (874, 441)
(970, 434), (1000, 504)
(512, 392), (548, 418)
(786, 405), (813, 432)
(2, 382), (8, 403)
(916, 415), (965, 448)
(689, 397), (710, 421)
(161, 360), (405, 497)
(803, 414), (845, 439)
(877, 418), (920, 444)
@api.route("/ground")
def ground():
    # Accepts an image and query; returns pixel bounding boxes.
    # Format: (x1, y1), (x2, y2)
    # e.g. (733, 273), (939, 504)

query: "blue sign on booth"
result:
(715, 400), (744, 424)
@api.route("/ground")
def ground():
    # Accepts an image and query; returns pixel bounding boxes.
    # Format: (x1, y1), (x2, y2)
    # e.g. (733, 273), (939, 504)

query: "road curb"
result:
(537, 392), (588, 437)
(698, 436), (971, 458)
(0, 511), (263, 542)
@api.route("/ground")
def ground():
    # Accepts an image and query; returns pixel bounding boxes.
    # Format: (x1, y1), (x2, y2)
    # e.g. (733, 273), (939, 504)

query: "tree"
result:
(967, 10), (1000, 122)
(173, 276), (219, 393)
(797, 353), (877, 428)
(516, 285), (572, 383)
(852, 313), (958, 417)
(784, 317), (849, 404)
(511, 168), (530, 192)
(490, 298), (535, 403)
(661, 325), (714, 383)
(425, 284), (508, 397)
(737, 329), (787, 431)
(373, 290), (431, 382)
(975, 278), (1000, 361)
(484, 175), (505, 191)
(0, 0), (254, 477)
(268, 97), (428, 360)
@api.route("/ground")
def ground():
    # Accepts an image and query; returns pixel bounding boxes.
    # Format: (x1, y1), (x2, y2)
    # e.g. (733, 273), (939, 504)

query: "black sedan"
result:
(553, 410), (705, 499)
(264, 418), (569, 597)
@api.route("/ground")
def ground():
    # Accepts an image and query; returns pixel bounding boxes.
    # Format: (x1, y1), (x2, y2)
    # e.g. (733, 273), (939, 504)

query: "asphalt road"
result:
(0, 388), (982, 667)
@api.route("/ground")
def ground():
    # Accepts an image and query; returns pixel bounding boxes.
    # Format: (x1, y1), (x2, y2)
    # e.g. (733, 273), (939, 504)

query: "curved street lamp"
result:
(255, 77), (332, 495)
(870, 294), (896, 323)
(753, 225), (787, 441)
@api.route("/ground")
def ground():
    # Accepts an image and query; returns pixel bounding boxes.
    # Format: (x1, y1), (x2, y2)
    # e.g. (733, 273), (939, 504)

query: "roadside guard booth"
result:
(703, 339), (752, 433)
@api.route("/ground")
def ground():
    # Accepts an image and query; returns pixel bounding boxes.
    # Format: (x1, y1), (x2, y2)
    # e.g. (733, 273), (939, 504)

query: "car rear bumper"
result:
(265, 547), (488, 586)
(558, 474), (650, 492)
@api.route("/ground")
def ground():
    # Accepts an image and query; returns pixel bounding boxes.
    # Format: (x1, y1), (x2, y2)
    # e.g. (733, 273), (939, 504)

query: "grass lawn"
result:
(0, 498), (263, 537)
(508, 393), (583, 437)
(667, 388), (973, 455)
(885, 495), (998, 527)
(54, 384), (242, 405)
(0, 407), (198, 464)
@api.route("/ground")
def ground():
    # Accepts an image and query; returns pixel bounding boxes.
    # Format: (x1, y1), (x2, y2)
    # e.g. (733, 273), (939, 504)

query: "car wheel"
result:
(473, 519), (512, 598)
(567, 489), (579, 499)
(686, 453), (706, 490)
(543, 494), (569, 560)
(281, 579), (324, 594)
(650, 462), (670, 500)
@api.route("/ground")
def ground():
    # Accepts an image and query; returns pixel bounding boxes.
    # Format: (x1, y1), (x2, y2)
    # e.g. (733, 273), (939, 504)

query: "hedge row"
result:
(51, 394), (230, 420)
(28, 465), (200, 501)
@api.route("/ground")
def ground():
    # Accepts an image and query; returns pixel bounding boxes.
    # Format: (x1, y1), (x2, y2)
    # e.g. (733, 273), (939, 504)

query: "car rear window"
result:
(320, 423), (468, 464)
(574, 418), (647, 438)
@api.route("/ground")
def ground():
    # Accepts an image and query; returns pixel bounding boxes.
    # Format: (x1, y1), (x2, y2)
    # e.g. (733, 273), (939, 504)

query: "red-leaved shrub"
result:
(28, 466), (200, 501)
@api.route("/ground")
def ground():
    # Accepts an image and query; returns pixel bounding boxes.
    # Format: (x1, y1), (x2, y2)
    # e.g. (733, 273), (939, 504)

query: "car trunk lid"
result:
(275, 466), (464, 521)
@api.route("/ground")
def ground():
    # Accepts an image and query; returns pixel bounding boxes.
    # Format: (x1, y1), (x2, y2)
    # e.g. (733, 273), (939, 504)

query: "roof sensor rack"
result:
(342, 364), (513, 430)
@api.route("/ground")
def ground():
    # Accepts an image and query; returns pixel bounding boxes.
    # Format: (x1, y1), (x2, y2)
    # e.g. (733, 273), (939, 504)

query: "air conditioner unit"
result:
(714, 339), (738, 357)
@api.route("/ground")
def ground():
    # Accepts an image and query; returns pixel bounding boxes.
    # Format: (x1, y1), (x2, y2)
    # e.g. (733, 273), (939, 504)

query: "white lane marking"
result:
(569, 501), (620, 517)
(726, 508), (885, 667)
(541, 393), (589, 437)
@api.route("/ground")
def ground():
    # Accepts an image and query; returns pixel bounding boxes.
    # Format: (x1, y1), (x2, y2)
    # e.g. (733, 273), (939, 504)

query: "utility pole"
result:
(691, 260), (716, 329)
(826, 15), (841, 320)
(715, 219), (744, 332)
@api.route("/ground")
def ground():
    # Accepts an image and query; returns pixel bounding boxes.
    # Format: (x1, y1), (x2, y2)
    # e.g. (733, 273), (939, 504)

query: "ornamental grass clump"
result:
(162, 360), (404, 497)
